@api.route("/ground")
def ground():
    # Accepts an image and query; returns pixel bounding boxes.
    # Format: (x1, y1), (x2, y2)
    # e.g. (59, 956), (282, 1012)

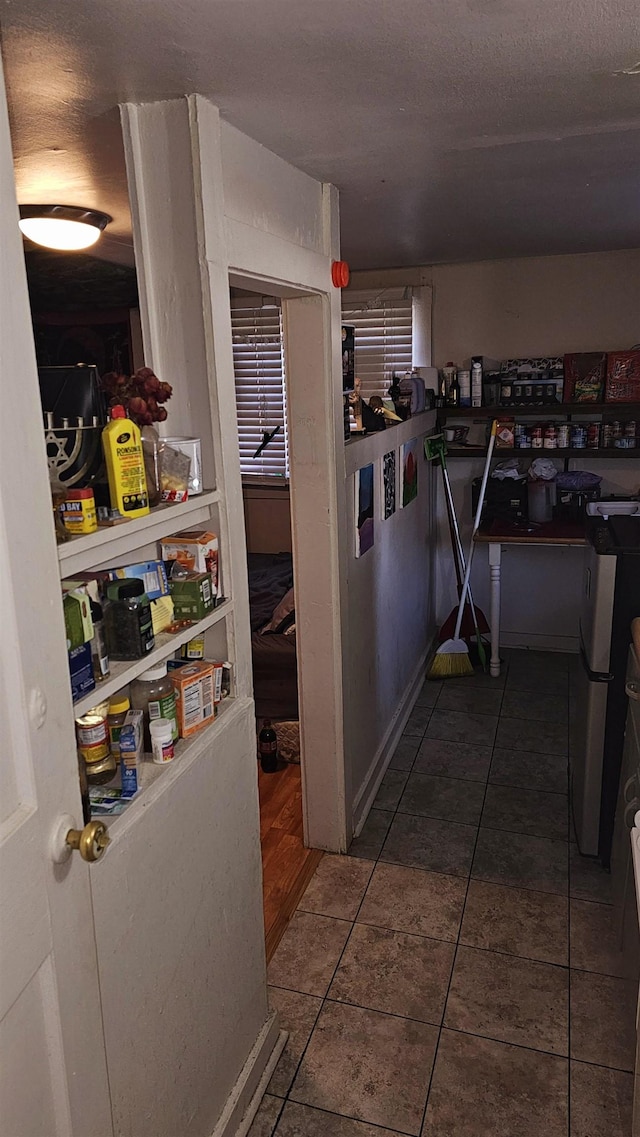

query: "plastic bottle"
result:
(259, 719), (278, 773)
(130, 661), (179, 750)
(104, 579), (155, 661)
(150, 718), (176, 764)
(101, 405), (150, 518)
(442, 362), (456, 402)
(107, 693), (131, 761)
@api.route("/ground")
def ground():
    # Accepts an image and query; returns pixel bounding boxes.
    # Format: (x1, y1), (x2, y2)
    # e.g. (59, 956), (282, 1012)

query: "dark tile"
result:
(274, 1101), (405, 1137)
(445, 945), (569, 1055)
(426, 709), (498, 747)
(496, 717), (567, 756)
(501, 689), (568, 725)
(381, 812), (477, 878)
(570, 899), (628, 977)
(249, 1095), (284, 1137)
(299, 855), (374, 921)
(389, 736), (420, 772)
(414, 681), (442, 708)
(373, 769), (409, 811)
(447, 666), (506, 689)
(267, 988), (322, 1096)
(414, 737), (492, 782)
(329, 923), (455, 1024)
(569, 848), (614, 905)
(490, 746), (568, 794)
(403, 705), (433, 738)
(267, 911), (351, 997)
(460, 879), (568, 965)
(290, 1001), (438, 1135)
(436, 684), (504, 717)
(398, 771), (485, 826)
(472, 828), (568, 896)
(507, 650), (570, 686)
(422, 1030), (568, 1137)
(570, 970), (637, 1071)
(349, 810), (393, 861)
(481, 784), (568, 840)
(358, 862), (466, 942)
(570, 1061), (634, 1137)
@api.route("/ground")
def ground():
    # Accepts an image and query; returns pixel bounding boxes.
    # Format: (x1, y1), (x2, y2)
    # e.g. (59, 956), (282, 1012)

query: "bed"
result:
(247, 552), (298, 720)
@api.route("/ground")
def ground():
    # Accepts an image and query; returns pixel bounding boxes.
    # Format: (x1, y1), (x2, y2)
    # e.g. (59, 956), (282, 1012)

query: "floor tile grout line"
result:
(283, 1096), (419, 1137)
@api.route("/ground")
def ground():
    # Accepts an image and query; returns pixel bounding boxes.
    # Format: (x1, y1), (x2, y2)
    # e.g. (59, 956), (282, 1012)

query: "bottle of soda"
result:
(259, 719), (278, 773)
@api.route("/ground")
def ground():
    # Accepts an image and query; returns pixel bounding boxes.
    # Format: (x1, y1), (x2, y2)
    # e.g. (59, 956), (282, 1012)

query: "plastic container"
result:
(104, 578), (155, 661)
(130, 661), (179, 750)
(150, 718), (176, 765)
(107, 693), (131, 762)
(101, 405), (150, 519)
(528, 479), (556, 524)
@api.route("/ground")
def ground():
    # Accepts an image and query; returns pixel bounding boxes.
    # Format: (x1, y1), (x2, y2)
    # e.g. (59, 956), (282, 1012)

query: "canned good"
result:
(543, 425), (557, 449)
(570, 425), (586, 449)
(556, 424), (570, 448)
(531, 426), (543, 449)
(587, 423), (600, 449)
(625, 420), (637, 443)
(601, 423), (613, 448)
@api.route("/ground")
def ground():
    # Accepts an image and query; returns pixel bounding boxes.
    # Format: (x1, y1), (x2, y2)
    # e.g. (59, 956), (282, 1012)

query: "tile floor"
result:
(252, 651), (637, 1137)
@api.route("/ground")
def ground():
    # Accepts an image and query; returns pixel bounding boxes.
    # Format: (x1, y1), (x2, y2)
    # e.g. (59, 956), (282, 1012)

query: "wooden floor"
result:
(258, 761), (323, 962)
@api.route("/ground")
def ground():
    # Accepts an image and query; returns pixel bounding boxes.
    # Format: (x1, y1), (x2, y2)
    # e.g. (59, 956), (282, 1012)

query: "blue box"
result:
(69, 642), (95, 703)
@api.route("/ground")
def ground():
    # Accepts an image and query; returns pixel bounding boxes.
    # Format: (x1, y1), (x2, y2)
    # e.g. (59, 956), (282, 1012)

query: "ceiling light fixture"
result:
(18, 204), (112, 251)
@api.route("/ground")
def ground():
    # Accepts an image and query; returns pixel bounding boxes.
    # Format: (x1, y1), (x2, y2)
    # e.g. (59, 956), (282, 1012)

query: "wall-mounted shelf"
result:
(438, 402), (640, 419)
(58, 489), (220, 577)
(71, 600), (232, 715)
(447, 446), (640, 459)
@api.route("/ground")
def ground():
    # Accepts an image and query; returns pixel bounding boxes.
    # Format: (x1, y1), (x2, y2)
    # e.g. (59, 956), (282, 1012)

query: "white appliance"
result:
(570, 517), (640, 863)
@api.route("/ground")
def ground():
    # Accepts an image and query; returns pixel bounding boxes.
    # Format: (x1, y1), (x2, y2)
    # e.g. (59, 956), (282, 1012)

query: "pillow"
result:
(260, 586), (295, 634)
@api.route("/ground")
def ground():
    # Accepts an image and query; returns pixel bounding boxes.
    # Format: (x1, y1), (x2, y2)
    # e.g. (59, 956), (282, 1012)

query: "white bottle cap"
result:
(149, 717), (173, 742)
(139, 661), (169, 681)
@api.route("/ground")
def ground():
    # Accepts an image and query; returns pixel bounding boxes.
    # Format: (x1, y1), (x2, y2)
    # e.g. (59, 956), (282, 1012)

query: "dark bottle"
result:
(259, 719), (278, 773)
(89, 599), (110, 683)
(448, 374), (460, 408)
(104, 578), (155, 661)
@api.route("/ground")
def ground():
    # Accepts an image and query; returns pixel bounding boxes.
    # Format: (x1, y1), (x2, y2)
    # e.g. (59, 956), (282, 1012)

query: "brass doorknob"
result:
(65, 820), (110, 862)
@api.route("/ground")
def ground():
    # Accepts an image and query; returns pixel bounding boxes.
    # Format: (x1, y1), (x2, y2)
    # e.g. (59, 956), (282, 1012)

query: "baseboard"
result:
(209, 1011), (285, 1137)
(351, 640), (434, 837)
(499, 632), (579, 653)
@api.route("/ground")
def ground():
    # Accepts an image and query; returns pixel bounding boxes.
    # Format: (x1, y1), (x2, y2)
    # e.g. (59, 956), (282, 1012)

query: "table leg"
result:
(488, 543), (502, 678)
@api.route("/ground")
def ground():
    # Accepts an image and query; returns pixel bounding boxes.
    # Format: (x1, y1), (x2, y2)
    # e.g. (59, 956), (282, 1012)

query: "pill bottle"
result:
(150, 718), (175, 765)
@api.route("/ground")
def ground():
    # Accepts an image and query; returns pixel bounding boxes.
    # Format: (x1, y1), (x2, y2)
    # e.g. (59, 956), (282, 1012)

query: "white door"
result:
(0, 64), (113, 1137)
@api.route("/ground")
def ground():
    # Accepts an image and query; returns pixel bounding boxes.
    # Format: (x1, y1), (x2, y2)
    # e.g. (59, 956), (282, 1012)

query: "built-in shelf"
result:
(58, 489), (220, 577)
(101, 695), (249, 843)
(446, 446), (640, 459)
(72, 600), (232, 715)
(438, 402), (640, 419)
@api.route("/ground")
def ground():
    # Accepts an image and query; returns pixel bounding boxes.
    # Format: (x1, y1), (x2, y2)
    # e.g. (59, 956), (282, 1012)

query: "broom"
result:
(428, 420), (497, 678)
(426, 435), (490, 661)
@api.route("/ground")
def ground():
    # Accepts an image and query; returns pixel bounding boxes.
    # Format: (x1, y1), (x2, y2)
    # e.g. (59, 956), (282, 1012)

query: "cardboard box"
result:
(63, 589), (94, 650)
(119, 709), (143, 796)
(69, 642), (95, 703)
(563, 353), (606, 403)
(495, 418), (515, 449)
(169, 660), (215, 738)
(161, 530), (220, 599)
(605, 350), (640, 403)
(169, 572), (214, 620)
(107, 560), (169, 601)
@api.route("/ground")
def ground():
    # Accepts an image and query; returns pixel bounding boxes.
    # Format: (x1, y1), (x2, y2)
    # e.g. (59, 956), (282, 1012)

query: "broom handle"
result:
(453, 421), (498, 641)
(442, 461), (479, 614)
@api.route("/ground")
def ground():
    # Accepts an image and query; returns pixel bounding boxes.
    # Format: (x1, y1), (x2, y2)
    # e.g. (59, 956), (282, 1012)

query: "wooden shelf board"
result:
(58, 489), (220, 577)
(446, 447), (639, 459)
(438, 402), (640, 419)
(72, 600), (232, 715)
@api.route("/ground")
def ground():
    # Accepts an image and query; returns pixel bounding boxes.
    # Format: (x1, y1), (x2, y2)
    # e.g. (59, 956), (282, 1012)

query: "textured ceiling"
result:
(2, 0), (639, 269)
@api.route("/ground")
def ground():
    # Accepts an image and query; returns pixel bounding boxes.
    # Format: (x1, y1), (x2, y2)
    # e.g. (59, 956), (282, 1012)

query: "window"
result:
(231, 298), (289, 478)
(342, 289), (413, 402)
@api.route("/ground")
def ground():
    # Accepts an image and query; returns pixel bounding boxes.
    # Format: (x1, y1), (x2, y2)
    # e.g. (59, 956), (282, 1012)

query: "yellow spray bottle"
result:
(102, 405), (150, 518)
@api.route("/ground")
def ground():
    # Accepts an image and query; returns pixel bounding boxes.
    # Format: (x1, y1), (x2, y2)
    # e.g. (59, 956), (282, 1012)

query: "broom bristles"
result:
(427, 637), (474, 679)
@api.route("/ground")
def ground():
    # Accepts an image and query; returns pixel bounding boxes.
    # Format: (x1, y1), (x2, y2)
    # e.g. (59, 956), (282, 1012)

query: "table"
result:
(474, 519), (587, 677)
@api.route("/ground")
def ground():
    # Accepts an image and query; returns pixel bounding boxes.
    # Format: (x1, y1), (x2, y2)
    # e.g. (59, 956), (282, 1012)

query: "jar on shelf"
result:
(76, 702), (117, 786)
(104, 579), (155, 661)
(107, 693), (131, 762)
(130, 661), (179, 751)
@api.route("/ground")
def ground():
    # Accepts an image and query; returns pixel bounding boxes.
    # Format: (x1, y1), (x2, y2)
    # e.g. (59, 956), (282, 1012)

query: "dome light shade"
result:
(18, 205), (112, 251)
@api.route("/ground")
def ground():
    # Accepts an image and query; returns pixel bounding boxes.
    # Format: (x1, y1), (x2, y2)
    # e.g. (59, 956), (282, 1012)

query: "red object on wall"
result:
(331, 260), (350, 288)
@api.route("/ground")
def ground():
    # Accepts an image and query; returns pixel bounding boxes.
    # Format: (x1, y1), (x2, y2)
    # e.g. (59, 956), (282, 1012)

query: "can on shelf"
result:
(556, 424), (570, 448)
(587, 423), (600, 449)
(570, 425), (586, 449)
(543, 424), (557, 449)
(531, 426), (543, 448)
(601, 422), (613, 448)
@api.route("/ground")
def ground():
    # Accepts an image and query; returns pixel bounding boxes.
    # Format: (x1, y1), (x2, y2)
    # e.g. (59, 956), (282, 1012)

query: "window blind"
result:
(342, 291), (413, 402)
(231, 299), (289, 478)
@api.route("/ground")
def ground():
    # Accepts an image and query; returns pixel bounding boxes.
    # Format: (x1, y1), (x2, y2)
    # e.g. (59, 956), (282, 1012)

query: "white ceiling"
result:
(2, 0), (639, 269)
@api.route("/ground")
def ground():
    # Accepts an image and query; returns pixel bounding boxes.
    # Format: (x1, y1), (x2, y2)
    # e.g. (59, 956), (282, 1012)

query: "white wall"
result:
(350, 250), (640, 650)
(343, 413), (437, 832)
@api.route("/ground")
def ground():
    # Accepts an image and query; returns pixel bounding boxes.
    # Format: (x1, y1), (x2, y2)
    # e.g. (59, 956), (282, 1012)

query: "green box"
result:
(169, 573), (214, 620)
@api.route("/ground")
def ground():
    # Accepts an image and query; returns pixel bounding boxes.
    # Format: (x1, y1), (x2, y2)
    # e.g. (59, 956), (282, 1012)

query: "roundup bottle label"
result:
(102, 406), (150, 518)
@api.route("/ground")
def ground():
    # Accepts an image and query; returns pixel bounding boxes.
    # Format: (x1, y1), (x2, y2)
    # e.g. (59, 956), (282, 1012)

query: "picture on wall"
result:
(355, 463), (375, 556)
(381, 450), (396, 519)
(401, 439), (419, 507)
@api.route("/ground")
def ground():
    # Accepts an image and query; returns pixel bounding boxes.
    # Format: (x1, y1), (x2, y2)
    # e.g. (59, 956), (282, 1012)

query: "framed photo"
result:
(381, 450), (397, 520)
(355, 464), (375, 556)
(401, 439), (419, 507)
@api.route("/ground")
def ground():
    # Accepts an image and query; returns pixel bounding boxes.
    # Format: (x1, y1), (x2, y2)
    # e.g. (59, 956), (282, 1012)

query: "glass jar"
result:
(104, 579), (155, 661)
(130, 661), (179, 751)
(140, 424), (163, 507)
(107, 692), (131, 762)
(76, 701), (117, 785)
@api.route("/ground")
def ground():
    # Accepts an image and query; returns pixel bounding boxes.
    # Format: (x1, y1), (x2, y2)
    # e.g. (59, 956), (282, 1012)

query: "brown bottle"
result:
(259, 719), (278, 773)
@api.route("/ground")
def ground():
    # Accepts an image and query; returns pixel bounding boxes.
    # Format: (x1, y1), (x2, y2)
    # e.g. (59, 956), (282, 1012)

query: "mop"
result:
(428, 420), (497, 678)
